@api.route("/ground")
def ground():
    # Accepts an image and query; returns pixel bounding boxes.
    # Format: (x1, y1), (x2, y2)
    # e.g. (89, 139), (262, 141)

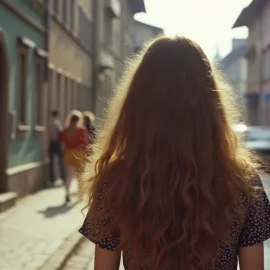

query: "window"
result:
(56, 73), (62, 108)
(64, 77), (69, 116)
(68, 79), (71, 112)
(78, 7), (92, 47)
(62, 0), (68, 24)
(71, 81), (77, 110)
(18, 47), (28, 125)
(70, 0), (75, 31)
(35, 56), (44, 126)
(78, 7), (83, 40)
(48, 68), (54, 115)
(104, 13), (112, 48)
(53, 0), (59, 14)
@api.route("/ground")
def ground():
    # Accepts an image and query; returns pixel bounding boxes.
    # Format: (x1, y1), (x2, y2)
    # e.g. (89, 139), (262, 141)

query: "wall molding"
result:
(6, 160), (48, 176)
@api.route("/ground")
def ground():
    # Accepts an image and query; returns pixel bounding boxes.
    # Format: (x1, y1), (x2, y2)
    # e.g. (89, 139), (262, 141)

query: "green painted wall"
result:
(0, 3), (45, 168)
(10, 0), (44, 25)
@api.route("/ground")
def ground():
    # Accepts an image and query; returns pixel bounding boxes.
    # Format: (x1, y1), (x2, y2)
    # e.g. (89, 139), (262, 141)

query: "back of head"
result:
(88, 36), (257, 269)
(66, 110), (83, 129)
(83, 111), (95, 127)
(51, 109), (60, 118)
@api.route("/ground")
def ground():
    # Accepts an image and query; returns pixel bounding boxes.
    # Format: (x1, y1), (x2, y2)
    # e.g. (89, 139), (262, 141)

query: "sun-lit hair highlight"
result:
(82, 35), (261, 270)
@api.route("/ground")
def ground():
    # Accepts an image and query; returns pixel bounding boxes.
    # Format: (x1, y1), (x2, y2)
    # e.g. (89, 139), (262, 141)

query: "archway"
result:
(0, 29), (9, 193)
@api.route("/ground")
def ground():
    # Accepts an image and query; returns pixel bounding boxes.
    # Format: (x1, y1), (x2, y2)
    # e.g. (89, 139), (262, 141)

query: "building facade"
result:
(133, 20), (163, 53)
(233, 0), (270, 125)
(0, 0), (163, 202)
(93, 0), (146, 123)
(220, 39), (247, 119)
(0, 0), (48, 197)
(48, 0), (94, 122)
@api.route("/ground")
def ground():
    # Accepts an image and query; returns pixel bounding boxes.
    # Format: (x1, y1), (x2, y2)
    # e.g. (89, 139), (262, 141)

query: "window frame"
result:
(34, 49), (47, 133)
(17, 41), (30, 136)
(62, 0), (69, 25)
(70, 0), (75, 31)
(53, 0), (59, 15)
(64, 76), (69, 117)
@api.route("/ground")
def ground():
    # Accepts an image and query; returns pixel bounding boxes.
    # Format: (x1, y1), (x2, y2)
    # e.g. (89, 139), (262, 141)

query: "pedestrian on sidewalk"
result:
(61, 110), (88, 203)
(79, 36), (270, 270)
(83, 111), (96, 145)
(48, 109), (66, 185)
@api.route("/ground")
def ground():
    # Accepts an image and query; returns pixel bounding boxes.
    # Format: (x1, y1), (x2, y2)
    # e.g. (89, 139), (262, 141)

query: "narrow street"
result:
(63, 175), (270, 270)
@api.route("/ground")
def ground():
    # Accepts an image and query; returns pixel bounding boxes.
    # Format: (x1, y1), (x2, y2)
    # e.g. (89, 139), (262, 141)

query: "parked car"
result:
(245, 127), (270, 159)
(232, 125), (270, 166)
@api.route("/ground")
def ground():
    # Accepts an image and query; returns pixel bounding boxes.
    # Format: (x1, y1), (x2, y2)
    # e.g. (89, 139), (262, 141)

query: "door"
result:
(0, 29), (9, 193)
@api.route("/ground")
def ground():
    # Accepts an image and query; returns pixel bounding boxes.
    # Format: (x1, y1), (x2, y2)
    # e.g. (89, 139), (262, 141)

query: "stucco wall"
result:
(0, 3), (45, 168)
(50, 21), (92, 87)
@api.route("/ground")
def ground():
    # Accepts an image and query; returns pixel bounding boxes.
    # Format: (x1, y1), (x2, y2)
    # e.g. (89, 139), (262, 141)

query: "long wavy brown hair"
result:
(84, 36), (259, 269)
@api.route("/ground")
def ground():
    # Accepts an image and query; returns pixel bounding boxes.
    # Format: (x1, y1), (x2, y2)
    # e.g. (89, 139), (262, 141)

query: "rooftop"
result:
(221, 45), (247, 68)
(133, 20), (164, 34)
(129, 0), (146, 15)
(233, 0), (267, 28)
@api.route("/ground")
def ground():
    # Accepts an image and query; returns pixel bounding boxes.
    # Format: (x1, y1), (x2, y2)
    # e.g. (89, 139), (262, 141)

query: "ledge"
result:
(35, 48), (48, 58)
(17, 124), (30, 138)
(18, 36), (36, 48)
(6, 161), (45, 175)
(34, 125), (46, 135)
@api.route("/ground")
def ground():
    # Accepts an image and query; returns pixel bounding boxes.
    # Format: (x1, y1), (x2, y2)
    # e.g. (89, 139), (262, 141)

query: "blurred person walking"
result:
(61, 110), (88, 203)
(83, 111), (96, 144)
(48, 110), (66, 185)
(79, 36), (270, 270)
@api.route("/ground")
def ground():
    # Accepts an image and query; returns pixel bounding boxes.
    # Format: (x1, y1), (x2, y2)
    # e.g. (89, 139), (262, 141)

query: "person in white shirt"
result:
(48, 110), (66, 184)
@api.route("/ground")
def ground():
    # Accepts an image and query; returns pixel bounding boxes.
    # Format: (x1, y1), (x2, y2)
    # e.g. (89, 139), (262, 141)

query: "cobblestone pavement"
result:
(0, 181), (86, 270)
(69, 175), (270, 270)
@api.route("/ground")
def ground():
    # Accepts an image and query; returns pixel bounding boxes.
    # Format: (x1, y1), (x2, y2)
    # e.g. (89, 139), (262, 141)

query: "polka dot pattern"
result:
(79, 176), (270, 269)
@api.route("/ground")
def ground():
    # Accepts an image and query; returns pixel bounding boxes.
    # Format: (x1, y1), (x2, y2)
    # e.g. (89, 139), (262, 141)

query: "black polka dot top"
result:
(79, 175), (270, 270)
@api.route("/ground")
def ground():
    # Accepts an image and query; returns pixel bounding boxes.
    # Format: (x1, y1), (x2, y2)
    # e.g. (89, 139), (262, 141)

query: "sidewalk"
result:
(0, 182), (86, 270)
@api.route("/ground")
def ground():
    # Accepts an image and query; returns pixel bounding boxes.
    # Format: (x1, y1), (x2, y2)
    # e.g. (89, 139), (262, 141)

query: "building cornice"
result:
(232, 0), (267, 28)
(129, 0), (146, 15)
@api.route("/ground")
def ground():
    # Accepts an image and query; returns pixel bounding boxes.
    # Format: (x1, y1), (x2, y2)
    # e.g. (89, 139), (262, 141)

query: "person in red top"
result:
(61, 110), (88, 203)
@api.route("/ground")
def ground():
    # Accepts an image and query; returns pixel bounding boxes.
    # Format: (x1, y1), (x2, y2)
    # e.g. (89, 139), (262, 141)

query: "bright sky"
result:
(135, 0), (253, 60)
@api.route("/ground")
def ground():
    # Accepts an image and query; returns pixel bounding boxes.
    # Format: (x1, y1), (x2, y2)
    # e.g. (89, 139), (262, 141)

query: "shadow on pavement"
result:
(38, 201), (78, 218)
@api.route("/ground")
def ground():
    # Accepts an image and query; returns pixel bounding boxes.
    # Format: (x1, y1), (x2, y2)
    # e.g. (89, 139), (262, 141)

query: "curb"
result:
(39, 230), (84, 270)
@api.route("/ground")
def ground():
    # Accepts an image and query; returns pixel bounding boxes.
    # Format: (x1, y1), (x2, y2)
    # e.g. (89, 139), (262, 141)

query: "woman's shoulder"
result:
(245, 171), (264, 193)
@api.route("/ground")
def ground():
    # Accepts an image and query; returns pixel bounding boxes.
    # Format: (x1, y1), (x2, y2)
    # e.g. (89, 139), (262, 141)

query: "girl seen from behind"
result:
(80, 36), (270, 270)
(61, 110), (88, 203)
(83, 111), (96, 145)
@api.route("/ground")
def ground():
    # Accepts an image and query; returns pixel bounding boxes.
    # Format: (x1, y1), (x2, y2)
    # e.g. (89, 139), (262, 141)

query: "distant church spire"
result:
(214, 44), (222, 63)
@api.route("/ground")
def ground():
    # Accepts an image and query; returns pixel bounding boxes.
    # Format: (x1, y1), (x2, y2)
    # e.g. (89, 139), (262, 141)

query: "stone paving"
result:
(0, 182), (86, 270)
